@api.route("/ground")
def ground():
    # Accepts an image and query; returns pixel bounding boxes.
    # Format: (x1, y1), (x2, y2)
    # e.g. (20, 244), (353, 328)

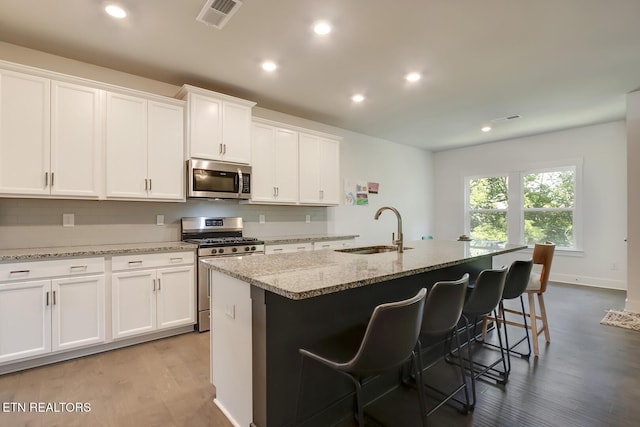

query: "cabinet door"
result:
(274, 128), (299, 203)
(50, 81), (102, 198)
(0, 71), (50, 195)
(298, 133), (322, 204)
(156, 265), (195, 330)
(0, 279), (51, 363)
(250, 123), (277, 202)
(51, 275), (105, 352)
(189, 93), (222, 160)
(105, 92), (148, 199)
(112, 270), (156, 339)
(147, 101), (184, 200)
(319, 137), (340, 205)
(221, 102), (251, 164)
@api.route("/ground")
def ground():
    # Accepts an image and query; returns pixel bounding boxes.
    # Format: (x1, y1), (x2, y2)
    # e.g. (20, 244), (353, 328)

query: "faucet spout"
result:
(374, 206), (404, 253)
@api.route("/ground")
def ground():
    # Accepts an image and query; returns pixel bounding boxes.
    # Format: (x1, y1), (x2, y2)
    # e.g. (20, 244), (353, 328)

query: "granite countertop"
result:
(0, 241), (198, 262)
(202, 239), (526, 300)
(260, 234), (359, 245)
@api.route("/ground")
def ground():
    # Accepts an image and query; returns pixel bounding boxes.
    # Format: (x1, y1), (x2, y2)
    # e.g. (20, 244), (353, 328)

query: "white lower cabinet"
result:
(265, 242), (313, 254)
(0, 258), (105, 364)
(112, 252), (195, 340)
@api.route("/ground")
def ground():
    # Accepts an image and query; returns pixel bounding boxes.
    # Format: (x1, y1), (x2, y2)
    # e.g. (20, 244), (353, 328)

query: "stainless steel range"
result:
(181, 217), (265, 332)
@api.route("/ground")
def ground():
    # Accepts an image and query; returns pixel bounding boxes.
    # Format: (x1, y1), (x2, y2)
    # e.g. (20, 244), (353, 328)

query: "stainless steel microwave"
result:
(187, 159), (251, 199)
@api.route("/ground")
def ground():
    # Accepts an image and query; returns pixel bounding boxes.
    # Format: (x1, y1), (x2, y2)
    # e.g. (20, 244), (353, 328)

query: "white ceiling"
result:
(1, 0), (639, 151)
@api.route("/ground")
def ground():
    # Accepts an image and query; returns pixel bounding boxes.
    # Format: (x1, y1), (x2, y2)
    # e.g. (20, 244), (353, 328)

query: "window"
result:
(522, 168), (575, 247)
(467, 176), (508, 242)
(466, 163), (580, 249)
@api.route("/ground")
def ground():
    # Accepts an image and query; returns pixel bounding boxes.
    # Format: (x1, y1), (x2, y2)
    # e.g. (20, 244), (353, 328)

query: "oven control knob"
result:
(218, 248), (224, 254)
(244, 247), (250, 252)
(232, 247), (238, 253)
(211, 249), (217, 255)
(251, 246), (256, 251)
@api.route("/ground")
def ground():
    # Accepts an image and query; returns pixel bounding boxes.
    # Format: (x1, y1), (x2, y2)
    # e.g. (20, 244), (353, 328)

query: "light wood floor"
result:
(1, 282), (639, 427)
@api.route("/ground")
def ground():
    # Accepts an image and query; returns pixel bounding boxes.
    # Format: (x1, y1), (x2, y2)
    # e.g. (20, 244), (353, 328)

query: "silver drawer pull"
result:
(10, 270), (30, 275)
(70, 265), (88, 271)
(273, 248), (283, 252)
(297, 247), (307, 251)
(128, 260), (143, 266)
(170, 257), (183, 263)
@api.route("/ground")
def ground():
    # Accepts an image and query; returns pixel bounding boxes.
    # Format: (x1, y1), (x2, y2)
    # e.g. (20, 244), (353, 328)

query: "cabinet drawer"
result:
(313, 240), (355, 250)
(0, 257), (105, 282)
(112, 251), (195, 271)
(265, 243), (313, 254)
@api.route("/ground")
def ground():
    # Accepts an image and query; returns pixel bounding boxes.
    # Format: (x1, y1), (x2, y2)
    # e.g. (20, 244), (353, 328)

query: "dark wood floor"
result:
(1, 282), (639, 427)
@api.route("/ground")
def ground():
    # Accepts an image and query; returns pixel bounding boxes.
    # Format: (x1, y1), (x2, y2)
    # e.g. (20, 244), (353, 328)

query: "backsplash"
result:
(0, 198), (329, 249)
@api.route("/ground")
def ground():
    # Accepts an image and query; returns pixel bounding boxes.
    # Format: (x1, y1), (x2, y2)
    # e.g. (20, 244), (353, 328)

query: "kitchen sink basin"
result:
(335, 245), (413, 254)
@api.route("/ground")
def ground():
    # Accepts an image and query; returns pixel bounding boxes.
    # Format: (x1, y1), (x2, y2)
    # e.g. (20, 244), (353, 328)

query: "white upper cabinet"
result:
(50, 81), (102, 197)
(251, 121), (299, 204)
(0, 71), (103, 198)
(0, 70), (51, 195)
(299, 133), (340, 205)
(178, 85), (255, 164)
(106, 91), (184, 201)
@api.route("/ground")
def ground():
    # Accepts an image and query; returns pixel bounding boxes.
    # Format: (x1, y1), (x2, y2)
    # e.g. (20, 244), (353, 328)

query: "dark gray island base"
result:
(203, 240), (525, 427)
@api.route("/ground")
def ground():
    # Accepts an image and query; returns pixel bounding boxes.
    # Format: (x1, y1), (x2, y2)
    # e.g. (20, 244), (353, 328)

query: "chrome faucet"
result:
(374, 206), (404, 253)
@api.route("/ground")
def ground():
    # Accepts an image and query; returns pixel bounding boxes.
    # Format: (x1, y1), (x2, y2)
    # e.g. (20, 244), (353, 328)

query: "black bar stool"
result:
(295, 288), (428, 426)
(481, 259), (534, 372)
(416, 273), (472, 416)
(458, 267), (508, 406)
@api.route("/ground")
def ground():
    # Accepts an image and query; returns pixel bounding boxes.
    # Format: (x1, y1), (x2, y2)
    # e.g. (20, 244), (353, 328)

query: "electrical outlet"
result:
(63, 213), (74, 227)
(305, 214), (311, 223)
(156, 215), (164, 226)
(259, 214), (266, 224)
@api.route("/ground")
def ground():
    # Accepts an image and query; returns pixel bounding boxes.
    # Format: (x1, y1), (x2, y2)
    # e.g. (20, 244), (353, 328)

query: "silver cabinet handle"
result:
(170, 257), (183, 263)
(144, 178), (148, 191)
(273, 248), (283, 252)
(45, 172), (49, 187)
(51, 172), (55, 187)
(273, 186), (277, 197)
(149, 178), (152, 191)
(128, 260), (143, 266)
(320, 189), (324, 200)
(10, 269), (30, 276)
(46, 291), (50, 306)
(219, 143), (223, 155)
(70, 265), (88, 272)
(275, 186), (279, 197)
(153, 279), (156, 291)
(52, 290), (56, 305)
(223, 144), (227, 155)
(158, 278), (161, 290)
(297, 247), (307, 251)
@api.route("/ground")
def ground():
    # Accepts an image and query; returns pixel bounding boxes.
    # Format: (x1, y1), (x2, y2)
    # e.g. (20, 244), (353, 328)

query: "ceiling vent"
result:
(197, 0), (243, 29)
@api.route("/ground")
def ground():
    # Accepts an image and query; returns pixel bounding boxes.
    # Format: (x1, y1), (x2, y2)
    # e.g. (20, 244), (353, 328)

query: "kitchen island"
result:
(203, 239), (525, 427)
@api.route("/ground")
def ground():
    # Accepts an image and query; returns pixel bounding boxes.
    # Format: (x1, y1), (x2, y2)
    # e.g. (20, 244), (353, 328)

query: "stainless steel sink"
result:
(335, 245), (413, 254)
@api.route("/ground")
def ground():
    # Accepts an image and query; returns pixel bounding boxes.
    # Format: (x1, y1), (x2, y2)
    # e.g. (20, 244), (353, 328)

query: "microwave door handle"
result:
(237, 168), (243, 197)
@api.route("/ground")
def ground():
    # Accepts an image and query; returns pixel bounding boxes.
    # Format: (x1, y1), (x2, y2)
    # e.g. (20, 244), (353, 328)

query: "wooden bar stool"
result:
(499, 242), (555, 358)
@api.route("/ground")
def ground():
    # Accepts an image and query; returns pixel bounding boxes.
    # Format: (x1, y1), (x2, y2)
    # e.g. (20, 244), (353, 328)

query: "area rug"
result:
(600, 310), (640, 331)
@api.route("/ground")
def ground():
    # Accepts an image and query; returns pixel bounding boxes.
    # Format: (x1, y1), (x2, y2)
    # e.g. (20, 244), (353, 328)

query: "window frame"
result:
(464, 159), (583, 250)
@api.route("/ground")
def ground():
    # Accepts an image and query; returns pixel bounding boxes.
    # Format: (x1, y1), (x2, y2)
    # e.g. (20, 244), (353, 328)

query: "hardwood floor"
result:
(1, 282), (639, 427)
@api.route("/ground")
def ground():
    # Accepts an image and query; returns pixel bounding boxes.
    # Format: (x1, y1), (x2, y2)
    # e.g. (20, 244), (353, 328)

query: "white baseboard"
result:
(551, 273), (626, 290)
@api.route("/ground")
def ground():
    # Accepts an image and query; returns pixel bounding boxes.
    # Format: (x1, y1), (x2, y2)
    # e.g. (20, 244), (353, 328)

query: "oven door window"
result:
(193, 169), (238, 193)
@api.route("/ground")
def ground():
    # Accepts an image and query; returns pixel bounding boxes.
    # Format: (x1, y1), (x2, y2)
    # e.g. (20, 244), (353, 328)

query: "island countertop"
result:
(202, 239), (526, 300)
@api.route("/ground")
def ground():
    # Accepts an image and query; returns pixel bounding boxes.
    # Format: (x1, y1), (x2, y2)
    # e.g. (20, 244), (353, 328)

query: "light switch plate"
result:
(259, 214), (266, 224)
(305, 214), (311, 223)
(225, 304), (236, 319)
(63, 213), (74, 227)
(156, 215), (164, 226)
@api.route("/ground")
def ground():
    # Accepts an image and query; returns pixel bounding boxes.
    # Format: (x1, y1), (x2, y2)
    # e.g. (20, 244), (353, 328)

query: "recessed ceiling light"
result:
(105, 4), (127, 19)
(481, 126), (492, 132)
(261, 61), (278, 72)
(313, 21), (332, 36)
(351, 94), (365, 103)
(405, 72), (422, 82)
